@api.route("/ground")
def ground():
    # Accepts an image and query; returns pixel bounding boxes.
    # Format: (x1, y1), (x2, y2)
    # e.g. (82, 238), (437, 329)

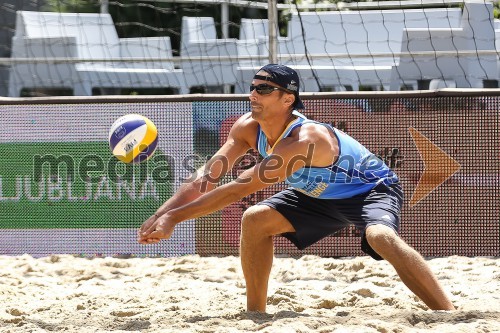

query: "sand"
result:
(0, 254), (499, 333)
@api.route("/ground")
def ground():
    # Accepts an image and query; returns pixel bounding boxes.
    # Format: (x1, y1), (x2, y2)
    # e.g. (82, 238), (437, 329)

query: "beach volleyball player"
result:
(138, 64), (455, 312)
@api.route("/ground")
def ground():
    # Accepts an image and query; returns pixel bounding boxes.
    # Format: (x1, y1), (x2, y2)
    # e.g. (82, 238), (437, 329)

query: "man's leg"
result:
(240, 205), (295, 312)
(365, 224), (455, 310)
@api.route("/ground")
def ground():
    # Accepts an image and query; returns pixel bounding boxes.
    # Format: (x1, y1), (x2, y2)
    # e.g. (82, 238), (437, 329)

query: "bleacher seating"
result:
(8, 11), (187, 97)
(6, 1), (500, 96)
(392, 1), (497, 90)
(236, 7), (463, 92)
(235, 18), (274, 93)
(282, 8), (463, 91)
(180, 16), (238, 92)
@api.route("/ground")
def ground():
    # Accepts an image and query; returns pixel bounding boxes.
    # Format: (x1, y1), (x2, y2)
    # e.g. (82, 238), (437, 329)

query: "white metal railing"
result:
(133, 0), (472, 10)
(1, 49), (499, 66)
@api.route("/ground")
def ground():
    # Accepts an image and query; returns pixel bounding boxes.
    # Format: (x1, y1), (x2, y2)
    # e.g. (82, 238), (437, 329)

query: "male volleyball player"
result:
(138, 64), (455, 312)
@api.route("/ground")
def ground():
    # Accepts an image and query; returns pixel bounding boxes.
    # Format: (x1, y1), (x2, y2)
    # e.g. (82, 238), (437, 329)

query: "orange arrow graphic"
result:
(408, 127), (461, 207)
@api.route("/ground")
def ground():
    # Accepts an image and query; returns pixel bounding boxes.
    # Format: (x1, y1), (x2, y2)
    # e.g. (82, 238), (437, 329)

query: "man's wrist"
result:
(154, 206), (172, 219)
(153, 210), (178, 223)
(165, 209), (182, 226)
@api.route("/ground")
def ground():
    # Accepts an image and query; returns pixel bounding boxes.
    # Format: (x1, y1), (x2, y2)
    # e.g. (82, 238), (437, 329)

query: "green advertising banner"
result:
(0, 142), (172, 229)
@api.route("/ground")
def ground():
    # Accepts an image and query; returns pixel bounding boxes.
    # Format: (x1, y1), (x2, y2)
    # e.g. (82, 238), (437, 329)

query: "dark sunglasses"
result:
(250, 84), (290, 95)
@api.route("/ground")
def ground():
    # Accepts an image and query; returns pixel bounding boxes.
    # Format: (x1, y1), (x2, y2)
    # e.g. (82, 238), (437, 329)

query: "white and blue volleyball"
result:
(109, 114), (158, 164)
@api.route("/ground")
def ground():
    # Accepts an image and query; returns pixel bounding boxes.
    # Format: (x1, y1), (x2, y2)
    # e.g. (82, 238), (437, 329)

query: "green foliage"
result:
(43, 0), (100, 13)
(494, 1), (500, 19)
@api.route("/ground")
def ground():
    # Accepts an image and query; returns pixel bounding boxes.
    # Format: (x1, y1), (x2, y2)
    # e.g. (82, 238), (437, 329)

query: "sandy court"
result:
(0, 254), (499, 333)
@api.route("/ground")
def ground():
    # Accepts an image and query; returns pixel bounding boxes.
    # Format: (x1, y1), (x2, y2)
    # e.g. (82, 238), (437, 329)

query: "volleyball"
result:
(108, 114), (158, 164)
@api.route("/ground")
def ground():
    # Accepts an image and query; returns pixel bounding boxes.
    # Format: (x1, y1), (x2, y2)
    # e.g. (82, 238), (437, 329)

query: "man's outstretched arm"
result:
(138, 126), (328, 244)
(138, 114), (254, 243)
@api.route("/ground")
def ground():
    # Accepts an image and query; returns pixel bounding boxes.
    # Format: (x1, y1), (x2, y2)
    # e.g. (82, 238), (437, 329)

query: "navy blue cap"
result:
(254, 64), (305, 110)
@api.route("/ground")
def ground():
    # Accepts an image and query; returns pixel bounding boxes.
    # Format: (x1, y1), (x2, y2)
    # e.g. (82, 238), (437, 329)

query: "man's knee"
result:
(241, 205), (271, 235)
(365, 224), (403, 258)
(241, 205), (294, 237)
(242, 205), (269, 223)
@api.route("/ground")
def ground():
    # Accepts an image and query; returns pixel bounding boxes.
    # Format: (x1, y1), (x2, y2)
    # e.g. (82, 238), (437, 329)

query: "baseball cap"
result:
(254, 64), (305, 110)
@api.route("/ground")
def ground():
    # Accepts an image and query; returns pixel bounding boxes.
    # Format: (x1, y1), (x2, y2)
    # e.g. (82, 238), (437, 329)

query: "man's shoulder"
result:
(233, 113), (259, 131)
(291, 121), (334, 141)
(228, 113), (259, 147)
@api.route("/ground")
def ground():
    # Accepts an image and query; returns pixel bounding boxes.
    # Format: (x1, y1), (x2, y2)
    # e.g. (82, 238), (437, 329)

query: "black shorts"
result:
(258, 182), (403, 260)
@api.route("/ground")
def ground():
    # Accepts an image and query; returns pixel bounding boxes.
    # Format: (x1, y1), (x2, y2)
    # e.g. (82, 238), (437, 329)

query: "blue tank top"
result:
(256, 111), (399, 199)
